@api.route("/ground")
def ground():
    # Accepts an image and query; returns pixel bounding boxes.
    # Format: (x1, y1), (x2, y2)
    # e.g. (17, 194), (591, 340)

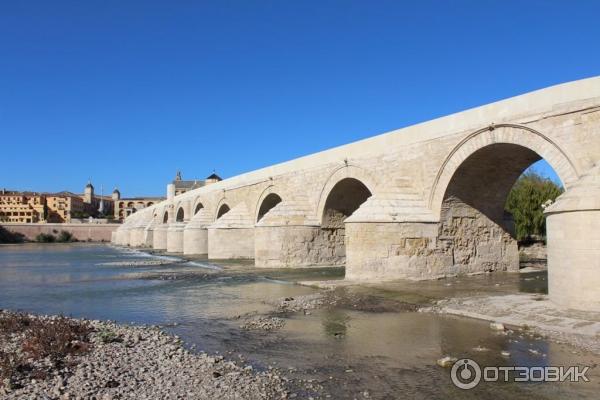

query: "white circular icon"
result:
(451, 358), (482, 389)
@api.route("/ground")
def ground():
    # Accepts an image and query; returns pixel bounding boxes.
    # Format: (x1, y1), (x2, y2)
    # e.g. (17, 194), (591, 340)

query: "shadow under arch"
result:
(176, 207), (185, 222)
(316, 164), (378, 225)
(254, 185), (283, 223)
(427, 124), (578, 275)
(429, 124), (579, 220)
(193, 200), (204, 215)
(216, 203), (231, 220)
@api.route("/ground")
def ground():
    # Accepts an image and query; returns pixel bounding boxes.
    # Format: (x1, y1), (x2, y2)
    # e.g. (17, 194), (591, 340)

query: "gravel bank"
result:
(0, 311), (289, 399)
(96, 260), (182, 267)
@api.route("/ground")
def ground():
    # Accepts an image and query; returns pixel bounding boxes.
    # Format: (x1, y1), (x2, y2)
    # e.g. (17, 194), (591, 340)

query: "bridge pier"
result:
(183, 208), (211, 255)
(142, 220), (155, 247)
(345, 221), (441, 280)
(254, 199), (345, 267)
(116, 226), (131, 246)
(152, 224), (168, 250)
(129, 227), (144, 247)
(346, 220), (519, 281)
(208, 227), (254, 259)
(166, 222), (186, 253)
(255, 225), (324, 267)
(545, 165), (600, 312)
(343, 191), (520, 280)
(208, 203), (254, 259)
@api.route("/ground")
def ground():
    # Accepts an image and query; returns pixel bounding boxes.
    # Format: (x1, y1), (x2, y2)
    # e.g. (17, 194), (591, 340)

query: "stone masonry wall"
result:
(1, 223), (119, 242)
(436, 196), (519, 274)
(208, 227), (255, 259)
(255, 225), (345, 267)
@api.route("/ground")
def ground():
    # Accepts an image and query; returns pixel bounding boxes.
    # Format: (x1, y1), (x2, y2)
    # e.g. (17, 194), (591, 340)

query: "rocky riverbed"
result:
(0, 311), (289, 399)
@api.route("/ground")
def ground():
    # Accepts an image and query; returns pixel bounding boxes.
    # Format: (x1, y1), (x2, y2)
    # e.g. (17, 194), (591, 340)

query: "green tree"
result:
(505, 170), (563, 241)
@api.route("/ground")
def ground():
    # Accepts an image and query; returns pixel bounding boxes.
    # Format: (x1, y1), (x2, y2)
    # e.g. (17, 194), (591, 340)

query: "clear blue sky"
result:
(2, 1), (599, 196)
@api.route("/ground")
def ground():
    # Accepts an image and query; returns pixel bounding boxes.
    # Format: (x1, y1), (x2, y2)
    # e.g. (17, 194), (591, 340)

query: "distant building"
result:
(46, 192), (85, 223)
(112, 188), (164, 222)
(113, 171), (222, 222)
(1, 172), (223, 224)
(205, 172), (222, 185)
(0, 191), (46, 223)
(0, 182), (116, 223)
(80, 182), (114, 218)
(172, 171), (222, 195)
(172, 171), (204, 196)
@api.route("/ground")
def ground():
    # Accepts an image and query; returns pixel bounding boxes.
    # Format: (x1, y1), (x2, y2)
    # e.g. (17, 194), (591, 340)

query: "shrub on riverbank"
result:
(0, 227), (25, 244)
(57, 230), (76, 243)
(35, 233), (56, 243)
(33, 231), (77, 243)
(0, 312), (93, 389)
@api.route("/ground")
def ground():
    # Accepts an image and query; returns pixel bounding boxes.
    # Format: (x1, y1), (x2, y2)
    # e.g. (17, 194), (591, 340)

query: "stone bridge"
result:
(114, 77), (600, 312)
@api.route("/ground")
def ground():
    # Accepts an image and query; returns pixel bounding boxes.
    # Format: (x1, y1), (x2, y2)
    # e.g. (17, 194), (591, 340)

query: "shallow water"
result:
(0, 243), (597, 399)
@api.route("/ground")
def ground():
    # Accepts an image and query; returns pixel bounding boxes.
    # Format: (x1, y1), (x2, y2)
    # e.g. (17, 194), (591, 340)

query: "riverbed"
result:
(0, 243), (598, 399)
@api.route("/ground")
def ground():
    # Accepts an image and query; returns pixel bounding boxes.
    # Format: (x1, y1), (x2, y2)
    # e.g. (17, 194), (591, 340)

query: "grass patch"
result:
(97, 329), (121, 344)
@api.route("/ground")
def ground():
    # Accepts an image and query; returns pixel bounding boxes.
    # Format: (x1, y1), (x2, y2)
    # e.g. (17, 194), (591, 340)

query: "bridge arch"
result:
(427, 124), (580, 275)
(429, 124), (579, 220)
(321, 178), (372, 228)
(175, 207), (185, 222)
(314, 166), (375, 265)
(193, 199), (204, 215)
(255, 186), (283, 223)
(316, 164), (378, 224)
(215, 199), (231, 221)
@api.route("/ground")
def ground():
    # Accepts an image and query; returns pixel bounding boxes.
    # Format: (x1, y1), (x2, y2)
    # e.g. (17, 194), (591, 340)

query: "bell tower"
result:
(84, 181), (94, 204)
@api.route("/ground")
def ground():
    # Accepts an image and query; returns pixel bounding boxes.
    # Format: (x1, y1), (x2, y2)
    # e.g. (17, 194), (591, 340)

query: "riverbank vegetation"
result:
(0, 311), (287, 399)
(35, 230), (77, 243)
(0, 312), (93, 390)
(0, 227), (25, 244)
(505, 170), (563, 241)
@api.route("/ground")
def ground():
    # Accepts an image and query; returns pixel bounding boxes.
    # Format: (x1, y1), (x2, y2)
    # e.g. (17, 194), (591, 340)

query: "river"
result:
(0, 243), (597, 399)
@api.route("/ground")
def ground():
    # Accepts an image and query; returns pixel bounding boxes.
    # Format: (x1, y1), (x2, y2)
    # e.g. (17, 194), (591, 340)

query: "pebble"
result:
(0, 311), (288, 400)
(490, 322), (505, 331)
(437, 356), (457, 368)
